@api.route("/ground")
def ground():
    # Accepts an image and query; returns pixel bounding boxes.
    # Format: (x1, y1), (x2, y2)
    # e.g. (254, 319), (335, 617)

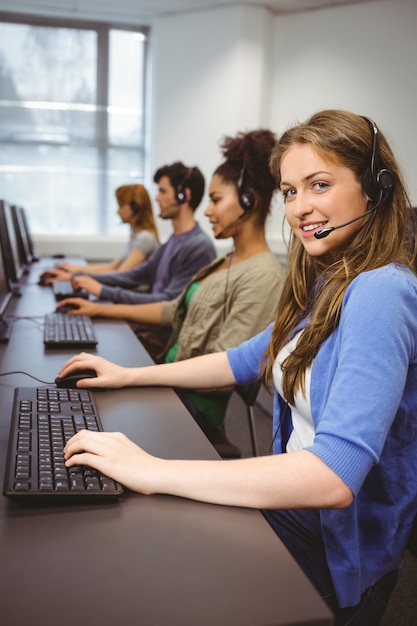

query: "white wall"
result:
(149, 5), (274, 247)
(4, 0), (417, 258)
(148, 0), (417, 257)
(269, 0), (417, 200)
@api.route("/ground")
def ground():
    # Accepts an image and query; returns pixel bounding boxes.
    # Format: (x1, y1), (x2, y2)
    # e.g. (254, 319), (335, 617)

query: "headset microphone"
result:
(214, 212), (246, 240)
(315, 116), (394, 240)
(314, 203), (381, 239)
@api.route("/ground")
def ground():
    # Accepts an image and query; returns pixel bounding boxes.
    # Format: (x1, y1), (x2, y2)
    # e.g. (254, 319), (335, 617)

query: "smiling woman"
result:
(60, 110), (417, 625)
(265, 109), (415, 402)
(280, 143), (370, 255)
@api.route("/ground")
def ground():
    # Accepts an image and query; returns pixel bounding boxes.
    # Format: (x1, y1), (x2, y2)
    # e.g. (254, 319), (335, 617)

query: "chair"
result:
(235, 380), (263, 456)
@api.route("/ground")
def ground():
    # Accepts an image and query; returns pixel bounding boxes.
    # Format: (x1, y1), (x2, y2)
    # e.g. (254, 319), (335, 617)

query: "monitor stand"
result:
(0, 317), (10, 343)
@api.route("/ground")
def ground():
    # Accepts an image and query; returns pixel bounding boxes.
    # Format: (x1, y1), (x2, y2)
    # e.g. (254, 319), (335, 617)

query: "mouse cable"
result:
(5, 315), (44, 319)
(4, 315), (44, 328)
(17, 282), (50, 286)
(0, 370), (54, 385)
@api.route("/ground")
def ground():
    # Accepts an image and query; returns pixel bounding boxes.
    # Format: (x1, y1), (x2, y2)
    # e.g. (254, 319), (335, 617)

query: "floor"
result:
(223, 389), (417, 626)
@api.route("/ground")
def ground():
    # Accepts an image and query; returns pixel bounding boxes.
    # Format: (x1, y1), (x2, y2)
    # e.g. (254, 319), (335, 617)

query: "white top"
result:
(272, 330), (315, 452)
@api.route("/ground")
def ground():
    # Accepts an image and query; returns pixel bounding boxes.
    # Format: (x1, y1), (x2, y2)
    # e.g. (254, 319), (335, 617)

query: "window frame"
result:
(0, 10), (150, 234)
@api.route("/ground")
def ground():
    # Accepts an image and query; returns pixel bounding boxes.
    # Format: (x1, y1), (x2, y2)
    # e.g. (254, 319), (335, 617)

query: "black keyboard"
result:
(52, 280), (89, 301)
(44, 312), (98, 348)
(3, 387), (123, 500)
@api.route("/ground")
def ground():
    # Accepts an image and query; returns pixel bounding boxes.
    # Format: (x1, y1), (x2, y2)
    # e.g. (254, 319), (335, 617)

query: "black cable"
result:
(269, 401), (290, 454)
(3, 316), (44, 331)
(223, 247), (234, 323)
(0, 370), (54, 385)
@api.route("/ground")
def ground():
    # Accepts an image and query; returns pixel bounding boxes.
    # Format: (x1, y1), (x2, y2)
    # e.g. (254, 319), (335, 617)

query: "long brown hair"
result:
(263, 110), (417, 403)
(115, 184), (159, 241)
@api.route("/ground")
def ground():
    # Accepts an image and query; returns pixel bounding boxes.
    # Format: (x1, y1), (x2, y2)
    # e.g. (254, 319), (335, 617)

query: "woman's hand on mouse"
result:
(64, 430), (160, 494)
(58, 353), (135, 389)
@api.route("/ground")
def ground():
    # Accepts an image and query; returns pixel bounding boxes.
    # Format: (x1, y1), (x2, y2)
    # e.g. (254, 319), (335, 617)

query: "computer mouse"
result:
(74, 288), (90, 299)
(55, 369), (98, 388)
(57, 303), (80, 313)
(38, 272), (55, 286)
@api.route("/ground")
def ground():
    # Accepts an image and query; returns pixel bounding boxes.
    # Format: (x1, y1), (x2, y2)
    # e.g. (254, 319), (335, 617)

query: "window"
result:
(0, 13), (149, 235)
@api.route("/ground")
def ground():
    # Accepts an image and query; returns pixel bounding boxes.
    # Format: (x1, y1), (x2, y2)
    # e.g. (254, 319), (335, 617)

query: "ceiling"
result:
(124, 0), (378, 19)
(0, 0), (380, 23)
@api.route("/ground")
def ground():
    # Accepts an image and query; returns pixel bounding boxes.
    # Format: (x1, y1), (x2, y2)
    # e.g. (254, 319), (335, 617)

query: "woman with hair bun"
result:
(58, 129), (284, 456)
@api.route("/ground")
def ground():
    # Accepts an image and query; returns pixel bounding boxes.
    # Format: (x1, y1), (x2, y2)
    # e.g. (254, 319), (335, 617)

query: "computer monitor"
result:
(0, 233), (13, 343)
(0, 199), (24, 292)
(11, 205), (32, 267)
(18, 206), (39, 262)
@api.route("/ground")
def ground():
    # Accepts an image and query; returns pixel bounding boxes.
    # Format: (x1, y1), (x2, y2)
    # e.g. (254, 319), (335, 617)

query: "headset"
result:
(237, 165), (255, 212)
(314, 117), (395, 240)
(360, 116), (394, 201)
(175, 167), (194, 204)
(130, 201), (141, 214)
(129, 185), (141, 214)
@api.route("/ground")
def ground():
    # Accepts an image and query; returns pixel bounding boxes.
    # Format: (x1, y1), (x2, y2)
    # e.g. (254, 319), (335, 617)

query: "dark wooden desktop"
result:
(0, 261), (333, 626)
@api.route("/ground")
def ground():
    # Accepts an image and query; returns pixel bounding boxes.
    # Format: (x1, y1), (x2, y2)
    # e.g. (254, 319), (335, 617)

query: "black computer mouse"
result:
(57, 303), (80, 313)
(38, 272), (55, 286)
(55, 369), (98, 388)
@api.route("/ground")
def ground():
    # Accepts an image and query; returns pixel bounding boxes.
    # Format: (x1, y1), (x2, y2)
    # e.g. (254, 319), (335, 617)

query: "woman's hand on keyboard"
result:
(64, 430), (159, 494)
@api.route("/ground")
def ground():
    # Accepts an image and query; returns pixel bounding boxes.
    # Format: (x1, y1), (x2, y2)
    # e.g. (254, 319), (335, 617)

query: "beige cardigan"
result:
(159, 251), (284, 362)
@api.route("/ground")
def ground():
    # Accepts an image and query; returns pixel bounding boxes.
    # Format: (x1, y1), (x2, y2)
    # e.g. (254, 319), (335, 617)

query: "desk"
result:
(0, 264), (333, 625)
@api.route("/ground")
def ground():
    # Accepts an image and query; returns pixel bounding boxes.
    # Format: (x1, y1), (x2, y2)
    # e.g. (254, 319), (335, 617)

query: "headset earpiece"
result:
(130, 200), (141, 214)
(175, 168), (194, 204)
(361, 116), (394, 201)
(237, 165), (255, 212)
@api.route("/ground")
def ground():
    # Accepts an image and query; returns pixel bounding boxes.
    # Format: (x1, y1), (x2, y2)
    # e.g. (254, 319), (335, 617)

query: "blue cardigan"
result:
(227, 263), (417, 607)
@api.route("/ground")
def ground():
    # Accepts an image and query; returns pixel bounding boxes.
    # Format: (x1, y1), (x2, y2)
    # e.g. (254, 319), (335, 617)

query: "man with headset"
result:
(58, 162), (217, 357)
(45, 163), (214, 299)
